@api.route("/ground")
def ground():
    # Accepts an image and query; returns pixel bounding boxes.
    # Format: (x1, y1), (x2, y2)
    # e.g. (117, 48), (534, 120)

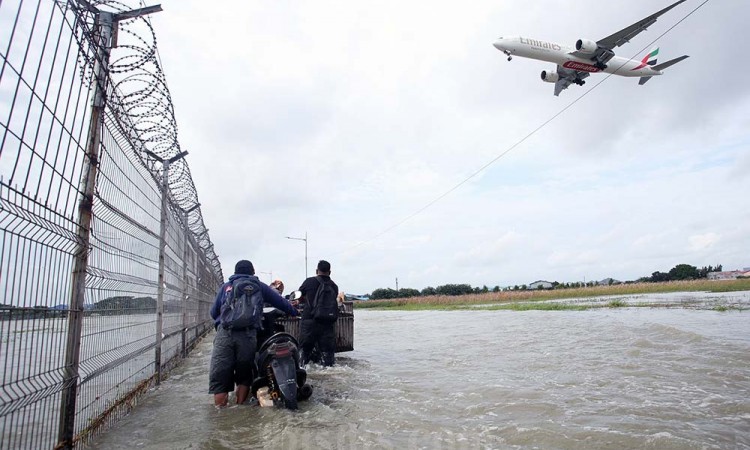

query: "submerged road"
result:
(91, 294), (750, 449)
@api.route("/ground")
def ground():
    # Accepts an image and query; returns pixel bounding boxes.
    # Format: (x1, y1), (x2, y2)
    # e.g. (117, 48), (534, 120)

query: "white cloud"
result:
(454, 231), (524, 266)
(150, 0), (750, 292)
(689, 233), (720, 251)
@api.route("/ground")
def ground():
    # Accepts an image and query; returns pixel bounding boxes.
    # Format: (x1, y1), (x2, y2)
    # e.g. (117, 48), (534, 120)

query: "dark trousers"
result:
(299, 319), (336, 366)
(208, 327), (257, 394)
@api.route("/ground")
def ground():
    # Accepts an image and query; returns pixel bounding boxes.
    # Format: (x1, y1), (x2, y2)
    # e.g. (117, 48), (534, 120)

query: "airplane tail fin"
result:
(641, 47), (659, 66)
(639, 54), (689, 86)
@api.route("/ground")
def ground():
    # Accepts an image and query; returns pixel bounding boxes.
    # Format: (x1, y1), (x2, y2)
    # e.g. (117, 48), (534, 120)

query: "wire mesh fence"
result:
(0, 1), (223, 448)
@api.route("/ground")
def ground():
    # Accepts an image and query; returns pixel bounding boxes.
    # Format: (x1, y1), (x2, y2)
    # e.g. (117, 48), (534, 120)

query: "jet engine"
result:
(540, 70), (559, 83)
(575, 39), (598, 54)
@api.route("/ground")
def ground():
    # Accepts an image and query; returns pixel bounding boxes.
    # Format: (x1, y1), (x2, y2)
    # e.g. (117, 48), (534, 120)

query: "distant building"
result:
(708, 271), (745, 280)
(528, 280), (553, 289)
(597, 278), (621, 285)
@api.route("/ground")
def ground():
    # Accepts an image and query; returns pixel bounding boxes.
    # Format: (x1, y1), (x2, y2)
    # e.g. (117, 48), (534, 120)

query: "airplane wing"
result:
(554, 65), (589, 96)
(570, 0), (686, 63)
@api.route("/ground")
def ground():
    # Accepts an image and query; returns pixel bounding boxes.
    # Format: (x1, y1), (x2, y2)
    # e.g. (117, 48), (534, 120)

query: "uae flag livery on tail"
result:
(634, 48), (659, 70)
(493, 0), (690, 96)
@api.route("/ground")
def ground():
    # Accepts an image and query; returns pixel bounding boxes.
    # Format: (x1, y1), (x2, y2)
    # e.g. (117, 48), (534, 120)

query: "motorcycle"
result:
(251, 292), (312, 409)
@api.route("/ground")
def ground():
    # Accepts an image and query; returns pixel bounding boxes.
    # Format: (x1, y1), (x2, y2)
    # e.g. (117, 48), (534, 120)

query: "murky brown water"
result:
(90, 295), (750, 449)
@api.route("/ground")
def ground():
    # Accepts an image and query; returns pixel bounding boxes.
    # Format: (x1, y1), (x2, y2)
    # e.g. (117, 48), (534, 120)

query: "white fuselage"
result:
(494, 36), (662, 78)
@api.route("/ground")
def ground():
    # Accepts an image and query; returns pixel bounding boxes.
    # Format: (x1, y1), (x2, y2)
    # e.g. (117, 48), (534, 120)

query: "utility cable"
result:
(330, 0), (710, 258)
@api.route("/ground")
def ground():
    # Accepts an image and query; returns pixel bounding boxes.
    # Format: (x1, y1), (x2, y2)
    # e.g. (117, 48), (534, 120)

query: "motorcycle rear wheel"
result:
(282, 394), (298, 410)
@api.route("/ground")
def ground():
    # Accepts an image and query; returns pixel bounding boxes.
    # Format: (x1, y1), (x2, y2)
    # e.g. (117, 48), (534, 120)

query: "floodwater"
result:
(90, 294), (750, 449)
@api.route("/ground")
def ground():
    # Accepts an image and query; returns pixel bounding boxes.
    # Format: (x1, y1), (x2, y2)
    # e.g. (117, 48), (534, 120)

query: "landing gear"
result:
(594, 50), (614, 70)
(574, 79), (586, 86)
(503, 50), (513, 61)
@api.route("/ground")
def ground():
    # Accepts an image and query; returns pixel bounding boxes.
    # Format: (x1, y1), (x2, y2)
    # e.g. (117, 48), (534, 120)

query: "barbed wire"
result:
(68, 0), (223, 278)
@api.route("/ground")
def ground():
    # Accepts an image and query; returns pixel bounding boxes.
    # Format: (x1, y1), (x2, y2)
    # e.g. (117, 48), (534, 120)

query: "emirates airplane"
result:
(493, 0), (689, 96)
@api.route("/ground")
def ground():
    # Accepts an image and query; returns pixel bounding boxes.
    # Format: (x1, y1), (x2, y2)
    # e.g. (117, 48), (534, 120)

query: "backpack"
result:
(218, 277), (264, 330)
(310, 276), (339, 323)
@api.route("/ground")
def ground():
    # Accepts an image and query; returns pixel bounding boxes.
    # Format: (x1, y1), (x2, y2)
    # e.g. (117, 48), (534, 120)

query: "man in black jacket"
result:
(298, 260), (339, 366)
(209, 260), (298, 407)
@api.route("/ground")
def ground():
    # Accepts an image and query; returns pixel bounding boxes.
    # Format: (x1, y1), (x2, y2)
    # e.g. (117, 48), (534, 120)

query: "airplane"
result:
(493, 0), (690, 96)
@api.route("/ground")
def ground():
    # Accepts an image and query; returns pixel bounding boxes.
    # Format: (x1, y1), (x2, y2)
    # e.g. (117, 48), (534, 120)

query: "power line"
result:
(331, 0), (710, 258)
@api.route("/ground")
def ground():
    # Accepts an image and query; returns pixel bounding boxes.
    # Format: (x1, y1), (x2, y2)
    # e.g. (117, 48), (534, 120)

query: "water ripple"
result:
(90, 301), (750, 449)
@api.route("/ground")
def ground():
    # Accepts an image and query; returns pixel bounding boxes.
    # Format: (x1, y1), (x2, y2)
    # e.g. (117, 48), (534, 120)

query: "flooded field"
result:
(90, 293), (750, 449)
(544, 290), (750, 309)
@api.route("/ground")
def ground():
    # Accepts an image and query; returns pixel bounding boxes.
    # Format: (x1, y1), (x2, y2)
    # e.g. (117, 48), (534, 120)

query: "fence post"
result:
(150, 151), (187, 384)
(57, 10), (113, 450)
(180, 206), (197, 357)
(154, 159), (168, 384)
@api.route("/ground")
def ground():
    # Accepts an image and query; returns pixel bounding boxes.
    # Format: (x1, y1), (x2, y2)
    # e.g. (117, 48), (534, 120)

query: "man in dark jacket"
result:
(298, 260), (339, 367)
(209, 260), (298, 407)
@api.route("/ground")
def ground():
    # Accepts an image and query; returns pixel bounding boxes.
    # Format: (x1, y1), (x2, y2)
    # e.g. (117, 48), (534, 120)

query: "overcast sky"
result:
(149, 0), (749, 294)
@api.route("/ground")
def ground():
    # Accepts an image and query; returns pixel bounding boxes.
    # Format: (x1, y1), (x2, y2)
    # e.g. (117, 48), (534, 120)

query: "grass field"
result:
(354, 278), (750, 311)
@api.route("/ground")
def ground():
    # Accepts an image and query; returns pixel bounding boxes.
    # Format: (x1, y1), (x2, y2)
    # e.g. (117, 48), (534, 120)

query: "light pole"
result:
(286, 232), (308, 279)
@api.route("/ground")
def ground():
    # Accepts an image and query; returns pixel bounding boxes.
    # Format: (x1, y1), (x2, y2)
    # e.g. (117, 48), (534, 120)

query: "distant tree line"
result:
(367, 263), (725, 299)
(90, 296), (159, 315)
(370, 284), (491, 300)
(637, 264), (722, 283)
(0, 304), (68, 319)
(0, 295), (176, 319)
(370, 282), (588, 298)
